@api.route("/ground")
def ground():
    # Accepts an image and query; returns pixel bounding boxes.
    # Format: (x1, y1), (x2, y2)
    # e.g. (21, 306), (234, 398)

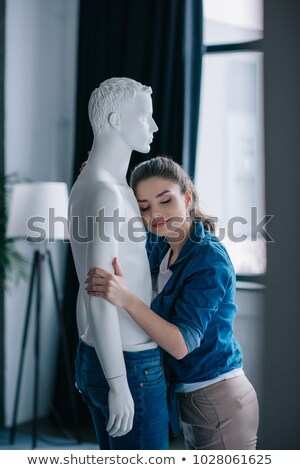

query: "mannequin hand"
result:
(85, 258), (131, 309)
(106, 376), (134, 437)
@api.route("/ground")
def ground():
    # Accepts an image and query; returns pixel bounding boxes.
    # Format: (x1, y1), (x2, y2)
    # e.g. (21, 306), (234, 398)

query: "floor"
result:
(0, 417), (185, 450)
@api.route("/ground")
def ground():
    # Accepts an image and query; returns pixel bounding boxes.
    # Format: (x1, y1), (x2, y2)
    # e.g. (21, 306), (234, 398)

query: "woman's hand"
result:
(78, 151), (90, 175)
(85, 257), (131, 309)
(79, 160), (88, 173)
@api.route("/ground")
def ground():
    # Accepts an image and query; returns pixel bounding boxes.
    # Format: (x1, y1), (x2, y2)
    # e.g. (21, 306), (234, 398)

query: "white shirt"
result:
(152, 248), (173, 299)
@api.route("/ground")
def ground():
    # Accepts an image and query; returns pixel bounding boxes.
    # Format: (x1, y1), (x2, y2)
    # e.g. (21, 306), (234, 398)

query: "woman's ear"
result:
(108, 112), (121, 130)
(185, 188), (193, 209)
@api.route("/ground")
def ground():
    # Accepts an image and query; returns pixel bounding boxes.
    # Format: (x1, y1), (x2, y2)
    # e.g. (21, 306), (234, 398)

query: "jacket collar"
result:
(150, 220), (205, 273)
(168, 219), (205, 271)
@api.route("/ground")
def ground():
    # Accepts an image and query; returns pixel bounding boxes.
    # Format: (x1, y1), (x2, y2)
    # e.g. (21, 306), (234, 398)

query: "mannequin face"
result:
(118, 93), (158, 153)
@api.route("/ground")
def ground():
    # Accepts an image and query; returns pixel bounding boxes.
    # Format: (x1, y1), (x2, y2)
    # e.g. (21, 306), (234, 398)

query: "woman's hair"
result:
(130, 156), (216, 234)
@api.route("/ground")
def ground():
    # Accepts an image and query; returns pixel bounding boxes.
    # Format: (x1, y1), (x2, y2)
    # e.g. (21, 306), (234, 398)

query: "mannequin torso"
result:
(69, 163), (155, 351)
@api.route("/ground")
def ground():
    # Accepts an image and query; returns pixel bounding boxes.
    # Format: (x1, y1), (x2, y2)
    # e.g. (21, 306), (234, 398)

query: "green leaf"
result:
(0, 173), (30, 290)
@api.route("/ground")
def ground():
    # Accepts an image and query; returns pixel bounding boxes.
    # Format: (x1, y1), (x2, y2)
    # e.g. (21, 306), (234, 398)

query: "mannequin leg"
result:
(75, 340), (169, 450)
(111, 349), (169, 450)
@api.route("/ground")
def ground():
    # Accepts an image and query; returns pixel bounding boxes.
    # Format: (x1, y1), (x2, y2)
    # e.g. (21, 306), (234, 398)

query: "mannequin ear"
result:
(108, 112), (121, 130)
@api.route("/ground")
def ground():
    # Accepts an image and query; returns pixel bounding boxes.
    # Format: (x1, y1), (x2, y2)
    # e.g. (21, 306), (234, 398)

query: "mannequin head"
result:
(88, 77), (153, 136)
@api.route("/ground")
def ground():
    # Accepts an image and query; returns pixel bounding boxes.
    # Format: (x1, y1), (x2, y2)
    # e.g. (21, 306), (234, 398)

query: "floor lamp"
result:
(6, 182), (81, 448)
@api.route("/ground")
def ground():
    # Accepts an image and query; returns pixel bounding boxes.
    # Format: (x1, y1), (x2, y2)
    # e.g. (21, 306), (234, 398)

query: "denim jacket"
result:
(147, 220), (243, 385)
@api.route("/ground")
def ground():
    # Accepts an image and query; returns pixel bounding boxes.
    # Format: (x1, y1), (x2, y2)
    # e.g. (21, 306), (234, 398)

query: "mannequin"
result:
(68, 78), (168, 449)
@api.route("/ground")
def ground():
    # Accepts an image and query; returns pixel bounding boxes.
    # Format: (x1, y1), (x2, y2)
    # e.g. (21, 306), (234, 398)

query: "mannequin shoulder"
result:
(88, 180), (123, 198)
(69, 179), (129, 218)
(86, 181), (125, 215)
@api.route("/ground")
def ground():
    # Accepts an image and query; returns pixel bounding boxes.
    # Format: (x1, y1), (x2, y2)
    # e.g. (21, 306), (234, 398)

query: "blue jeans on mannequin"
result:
(75, 339), (169, 450)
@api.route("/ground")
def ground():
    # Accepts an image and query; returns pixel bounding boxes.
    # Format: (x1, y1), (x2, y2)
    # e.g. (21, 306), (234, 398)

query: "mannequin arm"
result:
(87, 260), (188, 360)
(85, 184), (133, 437)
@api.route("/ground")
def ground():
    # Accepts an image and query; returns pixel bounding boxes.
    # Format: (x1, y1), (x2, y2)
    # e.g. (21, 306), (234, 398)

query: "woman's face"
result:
(135, 177), (192, 242)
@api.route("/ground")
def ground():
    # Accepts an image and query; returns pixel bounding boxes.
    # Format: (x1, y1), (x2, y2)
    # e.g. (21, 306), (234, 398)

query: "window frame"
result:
(201, 37), (265, 287)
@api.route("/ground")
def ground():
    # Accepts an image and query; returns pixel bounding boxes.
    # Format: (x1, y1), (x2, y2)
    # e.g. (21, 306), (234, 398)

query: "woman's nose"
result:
(150, 208), (163, 221)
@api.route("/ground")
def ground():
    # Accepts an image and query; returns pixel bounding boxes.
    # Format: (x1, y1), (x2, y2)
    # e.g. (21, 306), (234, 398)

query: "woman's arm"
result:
(124, 294), (188, 360)
(86, 258), (188, 360)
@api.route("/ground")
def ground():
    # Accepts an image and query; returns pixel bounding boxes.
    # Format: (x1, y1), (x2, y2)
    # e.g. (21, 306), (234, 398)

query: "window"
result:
(195, 0), (265, 275)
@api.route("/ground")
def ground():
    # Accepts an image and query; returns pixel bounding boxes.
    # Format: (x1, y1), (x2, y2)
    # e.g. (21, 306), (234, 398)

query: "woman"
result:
(85, 156), (259, 450)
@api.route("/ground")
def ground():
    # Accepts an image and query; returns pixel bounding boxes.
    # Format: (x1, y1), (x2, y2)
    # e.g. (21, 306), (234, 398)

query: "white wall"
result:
(4, 0), (79, 426)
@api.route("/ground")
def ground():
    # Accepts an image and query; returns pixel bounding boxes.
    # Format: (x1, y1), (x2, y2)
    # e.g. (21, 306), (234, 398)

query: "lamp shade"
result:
(7, 182), (69, 241)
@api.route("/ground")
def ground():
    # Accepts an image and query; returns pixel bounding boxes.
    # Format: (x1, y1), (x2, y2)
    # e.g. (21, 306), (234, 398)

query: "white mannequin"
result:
(68, 78), (158, 437)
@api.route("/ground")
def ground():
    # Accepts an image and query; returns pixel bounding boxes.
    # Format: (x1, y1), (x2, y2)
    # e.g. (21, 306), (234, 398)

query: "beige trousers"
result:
(177, 374), (259, 450)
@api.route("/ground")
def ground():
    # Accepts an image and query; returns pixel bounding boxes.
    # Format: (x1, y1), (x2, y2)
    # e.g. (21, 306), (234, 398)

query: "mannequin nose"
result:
(151, 118), (158, 133)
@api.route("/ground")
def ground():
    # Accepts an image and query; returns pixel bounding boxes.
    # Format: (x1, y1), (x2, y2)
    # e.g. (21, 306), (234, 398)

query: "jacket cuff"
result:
(175, 323), (201, 353)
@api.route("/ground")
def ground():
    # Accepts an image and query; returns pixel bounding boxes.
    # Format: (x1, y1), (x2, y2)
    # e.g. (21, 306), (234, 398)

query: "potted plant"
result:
(0, 173), (28, 289)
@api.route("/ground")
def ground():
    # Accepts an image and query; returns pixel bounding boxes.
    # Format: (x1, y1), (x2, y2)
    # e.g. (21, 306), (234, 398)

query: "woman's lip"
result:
(152, 220), (167, 228)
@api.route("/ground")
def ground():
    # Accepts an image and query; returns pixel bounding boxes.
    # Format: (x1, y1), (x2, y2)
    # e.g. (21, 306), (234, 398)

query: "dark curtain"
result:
(0, 0), (5, 428)
(182, 0), (203, 177)
(54, 0), (203, 428)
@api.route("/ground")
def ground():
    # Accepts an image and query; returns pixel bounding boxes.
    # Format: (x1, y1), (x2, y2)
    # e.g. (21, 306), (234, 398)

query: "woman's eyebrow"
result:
(155, 190), (171, 198)
(137, 190), (170, 203)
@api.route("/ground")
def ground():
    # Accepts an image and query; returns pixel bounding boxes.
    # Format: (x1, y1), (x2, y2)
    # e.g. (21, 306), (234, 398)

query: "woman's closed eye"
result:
(139, 199), (170, 211)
